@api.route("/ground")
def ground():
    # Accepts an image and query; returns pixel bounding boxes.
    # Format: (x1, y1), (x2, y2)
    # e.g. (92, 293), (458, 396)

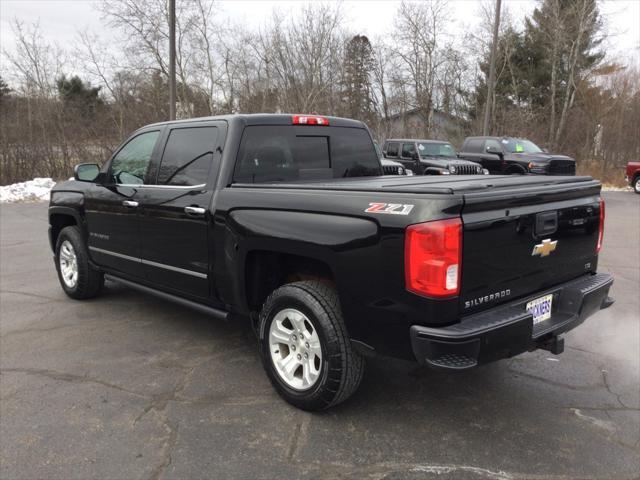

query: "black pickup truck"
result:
(49, 114), (613, 410)
(458, 136), (576, 175)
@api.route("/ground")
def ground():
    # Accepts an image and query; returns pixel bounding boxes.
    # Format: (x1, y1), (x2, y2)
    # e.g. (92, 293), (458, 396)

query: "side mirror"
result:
(74, 163), (100, 182)
(486, 145), (503, 157)
(542, 148), (549, 153)
(411, 151), (419, 161)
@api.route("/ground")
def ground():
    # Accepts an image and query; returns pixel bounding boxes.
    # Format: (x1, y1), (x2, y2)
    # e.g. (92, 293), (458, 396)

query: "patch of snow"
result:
(0, 178), (56, 203)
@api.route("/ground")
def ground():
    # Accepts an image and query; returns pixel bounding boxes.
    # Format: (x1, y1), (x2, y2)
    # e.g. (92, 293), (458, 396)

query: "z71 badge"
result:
(365, 202), (414, 215)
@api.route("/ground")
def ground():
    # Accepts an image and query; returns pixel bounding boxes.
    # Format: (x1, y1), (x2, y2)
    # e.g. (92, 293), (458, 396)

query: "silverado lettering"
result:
(464, 290), (511, 309)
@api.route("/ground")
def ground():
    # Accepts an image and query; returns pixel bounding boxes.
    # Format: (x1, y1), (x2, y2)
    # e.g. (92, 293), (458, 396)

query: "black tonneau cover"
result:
(232, 174), (599, 197)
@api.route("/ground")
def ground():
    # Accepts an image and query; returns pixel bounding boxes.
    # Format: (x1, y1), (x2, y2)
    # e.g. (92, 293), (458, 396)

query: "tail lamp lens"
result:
(596, 198), (605, 253)
(405, 218), (462, 298)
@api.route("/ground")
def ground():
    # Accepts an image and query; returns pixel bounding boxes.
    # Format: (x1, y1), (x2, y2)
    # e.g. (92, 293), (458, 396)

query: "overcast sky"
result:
(1, 0), (638, 75)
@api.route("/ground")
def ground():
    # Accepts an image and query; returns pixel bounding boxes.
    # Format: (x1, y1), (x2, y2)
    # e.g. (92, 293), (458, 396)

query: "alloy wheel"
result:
(268, 308), (323, 390)
(59, 240), (78, 288)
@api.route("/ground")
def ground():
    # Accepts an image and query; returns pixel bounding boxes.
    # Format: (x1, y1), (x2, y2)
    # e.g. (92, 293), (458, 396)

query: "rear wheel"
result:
(55, 226), (104, 299)
(634, 176), (640, 194)
(258, 281), (364, 410)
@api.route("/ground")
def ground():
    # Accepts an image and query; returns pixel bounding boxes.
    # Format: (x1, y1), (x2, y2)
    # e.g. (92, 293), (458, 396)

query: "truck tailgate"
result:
(459, 178), (602, 314)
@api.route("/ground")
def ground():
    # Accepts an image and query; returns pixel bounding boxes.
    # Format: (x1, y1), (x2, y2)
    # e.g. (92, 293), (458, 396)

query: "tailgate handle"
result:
(535, 211), (558, 236)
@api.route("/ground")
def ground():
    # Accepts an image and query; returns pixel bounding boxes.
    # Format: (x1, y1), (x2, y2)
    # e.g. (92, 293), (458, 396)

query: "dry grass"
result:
(577, 162), (628, 187)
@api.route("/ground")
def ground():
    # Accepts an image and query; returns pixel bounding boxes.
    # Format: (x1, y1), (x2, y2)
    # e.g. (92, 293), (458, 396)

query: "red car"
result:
(626, 162), (640, 193)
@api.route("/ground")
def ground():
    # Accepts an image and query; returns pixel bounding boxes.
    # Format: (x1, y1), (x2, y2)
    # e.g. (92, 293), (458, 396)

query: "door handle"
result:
(184, 206), (206, 216)
(122, 200), (139, 208)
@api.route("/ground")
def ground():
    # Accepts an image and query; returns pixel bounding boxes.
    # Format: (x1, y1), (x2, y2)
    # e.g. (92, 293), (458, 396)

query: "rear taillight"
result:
(405, 218), (462, 298)
(292, 115), (329, 126)
(596, 198), (605, 253)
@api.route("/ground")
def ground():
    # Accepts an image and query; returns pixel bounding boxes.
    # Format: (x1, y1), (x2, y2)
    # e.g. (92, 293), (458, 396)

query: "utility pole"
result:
(482, 0), (501, 135)
(169, 0), (176, 120)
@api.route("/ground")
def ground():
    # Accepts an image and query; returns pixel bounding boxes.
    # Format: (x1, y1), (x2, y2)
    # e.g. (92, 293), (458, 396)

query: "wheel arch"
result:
(244, 250), (336, 316)
(505, 164), (527, 174)
(423, 167), (447, 175)
(49, 207), (83, 251)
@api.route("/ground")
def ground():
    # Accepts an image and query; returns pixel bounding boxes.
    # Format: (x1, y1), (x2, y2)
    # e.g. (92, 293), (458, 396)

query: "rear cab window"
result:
(233, 126), (381, 183)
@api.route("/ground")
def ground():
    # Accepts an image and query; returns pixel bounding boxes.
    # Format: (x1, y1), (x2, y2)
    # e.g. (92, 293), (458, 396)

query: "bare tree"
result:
(392, 0), (452, 136)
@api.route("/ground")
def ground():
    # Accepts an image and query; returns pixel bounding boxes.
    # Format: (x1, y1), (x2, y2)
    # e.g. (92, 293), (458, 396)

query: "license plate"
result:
(526, 294), (553, 324)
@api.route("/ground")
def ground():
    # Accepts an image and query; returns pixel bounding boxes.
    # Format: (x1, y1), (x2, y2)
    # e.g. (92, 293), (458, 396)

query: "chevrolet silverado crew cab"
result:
(459, 136), (576, 175)
(49, 114), (614, 411)
(383, 138), (485, 176)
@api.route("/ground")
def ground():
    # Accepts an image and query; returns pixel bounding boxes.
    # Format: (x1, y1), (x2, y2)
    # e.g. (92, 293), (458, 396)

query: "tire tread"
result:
(56, 226), (103, 299)
(259, 280), (364, 410)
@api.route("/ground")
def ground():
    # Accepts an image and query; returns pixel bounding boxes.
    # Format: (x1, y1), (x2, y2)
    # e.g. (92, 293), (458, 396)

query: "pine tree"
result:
(56, 75), (102, 118)
(0, 76), (11, 99)
(342, 35), (376, 124)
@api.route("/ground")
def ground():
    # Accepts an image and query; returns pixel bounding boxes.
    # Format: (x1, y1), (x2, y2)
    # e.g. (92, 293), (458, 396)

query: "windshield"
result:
(418, 142), (456, 158)
(503, 138), (543, 154)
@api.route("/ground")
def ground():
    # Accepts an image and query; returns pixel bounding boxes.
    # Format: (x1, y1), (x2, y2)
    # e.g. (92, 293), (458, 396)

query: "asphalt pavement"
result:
(1, 192), (639, 480)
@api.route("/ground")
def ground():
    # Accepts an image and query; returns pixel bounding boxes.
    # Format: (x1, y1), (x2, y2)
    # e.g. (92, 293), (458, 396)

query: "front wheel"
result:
(258, 281), (364, 411)
(634, 177), (640, 194)
(55, 226), (104, 299)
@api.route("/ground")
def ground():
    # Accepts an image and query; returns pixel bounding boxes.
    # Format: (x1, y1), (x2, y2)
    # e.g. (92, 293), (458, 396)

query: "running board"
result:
(104, 274), (228, 321)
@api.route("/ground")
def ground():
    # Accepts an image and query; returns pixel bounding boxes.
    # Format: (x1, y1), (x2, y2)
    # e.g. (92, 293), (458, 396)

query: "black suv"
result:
(382, 139), (484, 176)
(458, 136), (576, 175)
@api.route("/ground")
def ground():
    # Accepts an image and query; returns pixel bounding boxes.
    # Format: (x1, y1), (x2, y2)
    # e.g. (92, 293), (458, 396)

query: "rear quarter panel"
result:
(213, 185), (463, 358)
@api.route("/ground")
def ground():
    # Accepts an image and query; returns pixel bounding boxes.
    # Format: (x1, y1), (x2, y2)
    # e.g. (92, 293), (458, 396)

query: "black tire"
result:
(258, 281), (364, 411)
(634, 176), (640, 194)
(55, 226), (104, 299)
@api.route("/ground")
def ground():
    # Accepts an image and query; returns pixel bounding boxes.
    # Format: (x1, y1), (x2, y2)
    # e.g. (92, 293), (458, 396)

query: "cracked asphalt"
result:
(1, 192), (639, 480)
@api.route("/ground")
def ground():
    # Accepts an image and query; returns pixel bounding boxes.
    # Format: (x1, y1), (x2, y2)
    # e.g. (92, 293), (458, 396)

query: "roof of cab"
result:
(145, 113), (366, 129)
(385, 138), (450, 144)
(464, 136), (530, 141)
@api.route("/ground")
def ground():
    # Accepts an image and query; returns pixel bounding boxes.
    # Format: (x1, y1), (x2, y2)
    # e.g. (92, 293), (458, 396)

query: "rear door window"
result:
(233, 126), (380, 183)
(157, 126), (218, 186)
(401, 143), (415, 158)
(465, 138), (483, 153)
(484, 139), (503, 153)
(386, 142), (399, 157)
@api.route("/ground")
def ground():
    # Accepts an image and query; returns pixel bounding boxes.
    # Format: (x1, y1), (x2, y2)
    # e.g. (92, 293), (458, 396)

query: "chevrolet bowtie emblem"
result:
(532, 239), (558, 257)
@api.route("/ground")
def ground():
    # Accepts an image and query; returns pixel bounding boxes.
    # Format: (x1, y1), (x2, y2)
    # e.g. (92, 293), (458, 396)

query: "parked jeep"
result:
(382, 139), (484, 175)
(374, 142), (411, 175)
(458, 136), (576, 175)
